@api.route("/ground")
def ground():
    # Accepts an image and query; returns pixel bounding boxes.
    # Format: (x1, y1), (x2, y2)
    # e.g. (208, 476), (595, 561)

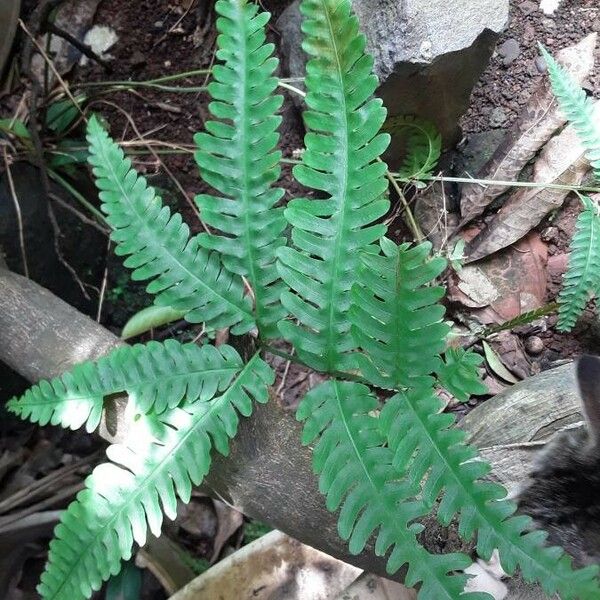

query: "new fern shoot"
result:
(7, 2), (600, 599)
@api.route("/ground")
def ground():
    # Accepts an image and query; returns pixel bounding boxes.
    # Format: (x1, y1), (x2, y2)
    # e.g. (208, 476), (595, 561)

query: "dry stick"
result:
(96, 238), (111, 323)
(49, 192), (109, 235)
(47, 201), (91, 299)
(0, 483), (84, 529)
(19, 20), (84, 117)
(45, 22), (112, 71)
(2, 147), (29, 278)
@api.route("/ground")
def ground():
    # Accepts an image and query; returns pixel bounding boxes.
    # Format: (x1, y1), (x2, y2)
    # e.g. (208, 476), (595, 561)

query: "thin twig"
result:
(381, 159), (424, 242)
(49, 192), (109, 235)
(96, 239), (111, 322)
(275, 347), (295, 397)
(47, 201), (90, 299)
(45, 22), (112, 71)
(2, 147), (29, 277)
(19, 20), (84, 117)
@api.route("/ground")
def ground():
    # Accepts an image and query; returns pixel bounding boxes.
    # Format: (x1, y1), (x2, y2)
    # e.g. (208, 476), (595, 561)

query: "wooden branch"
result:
(0, 268), (584, 594)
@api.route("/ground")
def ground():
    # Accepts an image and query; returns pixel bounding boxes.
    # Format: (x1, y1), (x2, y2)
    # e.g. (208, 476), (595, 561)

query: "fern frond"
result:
(435, 348), (488, 401)
(557, 195), (600, 331)
(381, 386), (600, 599)
(349, 239), (449, 390)
(541, 45), (600, 180)
(37, 353), (274, 600)
(383, 116), (442, 182)
(7, 340), (245, 430)
(87, 116), (254, 335)
(297, 380), (489, 599)
(194, 0), (286, 337)
(276, 0), (391, 372)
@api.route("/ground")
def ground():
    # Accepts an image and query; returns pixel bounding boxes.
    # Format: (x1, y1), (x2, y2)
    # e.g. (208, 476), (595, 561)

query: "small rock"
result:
(129, 50), (146, 68)
(519, 0), (538, 15)
(153, 20), (164, 29)
(593, 18), (600, 33)
(498, 38), (520, 66)
(541, 18), (556, 29)
(525, 336), (544, 356)
(541, 226), (558, 242)
(490, 107), (509, 128)
(535, 55), (548, 73)
(523, 23), (536, 42)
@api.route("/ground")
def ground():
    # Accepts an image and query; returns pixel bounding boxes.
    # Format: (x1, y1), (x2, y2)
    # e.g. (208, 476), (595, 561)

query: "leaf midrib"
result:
(96, 135), (253, 322)
(46, 355), (261, 599)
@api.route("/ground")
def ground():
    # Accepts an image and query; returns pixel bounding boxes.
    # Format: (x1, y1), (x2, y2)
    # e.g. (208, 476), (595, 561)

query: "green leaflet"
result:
(87, 116), (254, 335)
(541, 45), (600, 180)
(384, 116), (442, 182)
(381, 386), (600, 599)
(277, 0), (391, 373)
(37, 353), (274, 600)
(194, 0), (286, 338)
(557, 196), (600, 331)
(121, 305), (187, 339)
(350, 239), (449, 390)
(435, 348), (488, 402)
(7, 341), (245, 430)
(297, 380), (486, 599)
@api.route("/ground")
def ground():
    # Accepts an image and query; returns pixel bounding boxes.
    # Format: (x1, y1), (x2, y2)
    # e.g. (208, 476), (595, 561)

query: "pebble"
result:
(518, 0), (538, 15)
(535, 55), (548, 73)
(541, 17), (556, 29)
(523, 23), (536, 43)
(525, 336), (544, 356)
(593, 19), (600, 33)
(153, 20), (164, 29)
(498, 38), (521, 66)
(490, 107), (509, 128)
(541, 226), (558, 242)
(129, 50), (146, 68)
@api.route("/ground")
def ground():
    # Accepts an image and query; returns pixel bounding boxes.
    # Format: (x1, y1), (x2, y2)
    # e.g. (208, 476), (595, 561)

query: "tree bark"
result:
(0, 268), (584, 592)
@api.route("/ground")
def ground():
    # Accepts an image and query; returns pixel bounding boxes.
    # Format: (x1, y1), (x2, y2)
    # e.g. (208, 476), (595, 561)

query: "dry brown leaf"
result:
(210, 499), (244, 563)
(459, 33), (597, 224)
(466, 101), (600, 262)
(448, 232), (547, 326)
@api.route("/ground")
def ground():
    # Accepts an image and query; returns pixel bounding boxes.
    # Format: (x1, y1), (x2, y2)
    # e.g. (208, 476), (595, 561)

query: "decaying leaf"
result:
(482, 341), (519, 384)
(460, 33), (597, 224)
(449, 232), (547, 326)
(466, 102), (600, 262)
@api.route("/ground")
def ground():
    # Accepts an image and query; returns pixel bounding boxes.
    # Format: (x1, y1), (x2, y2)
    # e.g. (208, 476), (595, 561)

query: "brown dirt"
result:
(464, 0), (600, 133)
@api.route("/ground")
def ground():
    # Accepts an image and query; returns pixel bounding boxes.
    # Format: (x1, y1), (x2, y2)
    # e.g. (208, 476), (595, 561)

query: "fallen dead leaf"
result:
(466, 101), (600, 262)
(449, 233), (547, 326)
(460, 33), (597, 224)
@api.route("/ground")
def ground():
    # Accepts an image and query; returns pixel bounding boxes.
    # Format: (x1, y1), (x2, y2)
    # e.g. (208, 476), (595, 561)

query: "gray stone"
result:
(498, 38), (521, 66)
(489, 107), (509, 128)
(277, 0), (509, 149)
(518, 0), (538, 15)
(535, 55), (548, 73)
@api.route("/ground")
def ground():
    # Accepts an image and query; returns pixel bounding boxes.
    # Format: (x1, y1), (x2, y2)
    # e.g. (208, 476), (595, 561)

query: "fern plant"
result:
(6, 2), (600, 599)
(542, 46), (600, 331)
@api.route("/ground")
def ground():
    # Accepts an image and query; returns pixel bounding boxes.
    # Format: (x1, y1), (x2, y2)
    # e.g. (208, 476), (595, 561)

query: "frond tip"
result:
(541, 44), (600, 180)
(7, 340), (247, 430)
(277, 0), (391, 373)
(87, 115), (255, 335)
(37, 353), (274, 600)
(194, 0), (286, 337)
